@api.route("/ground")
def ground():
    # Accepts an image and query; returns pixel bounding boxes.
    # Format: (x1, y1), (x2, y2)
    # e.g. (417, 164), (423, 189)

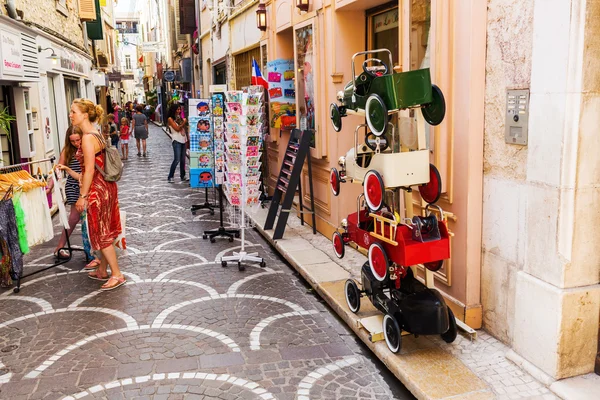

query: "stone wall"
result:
(481, 0), (534, 345)
(14, 0), (85, 48)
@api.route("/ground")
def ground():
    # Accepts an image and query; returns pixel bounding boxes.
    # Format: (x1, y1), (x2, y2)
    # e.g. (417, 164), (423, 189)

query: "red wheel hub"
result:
(419, 164), (442, 204)
(330, 170), (338, 191)
(333, 233), (343, 256)
(369, 244), (387, 281)
(365, 174), (382, 209)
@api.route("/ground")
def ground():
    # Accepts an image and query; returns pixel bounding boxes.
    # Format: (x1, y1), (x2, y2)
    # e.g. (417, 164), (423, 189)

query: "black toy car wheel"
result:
(383, 314), (402, 353)
(441, 307), (458, 343)
(363, 170), (385, 211)
(419, 164), (442, 204)
(424, 260), (444, 272)
(330, 168), (341, 197)
(332, 231), (345, 259)
(421, 84), (446, 126)
(365, 94), (388, 136)
(368, 242), (389, 282)
(344, 279), (361, 313)
(330, 103), (343, 132)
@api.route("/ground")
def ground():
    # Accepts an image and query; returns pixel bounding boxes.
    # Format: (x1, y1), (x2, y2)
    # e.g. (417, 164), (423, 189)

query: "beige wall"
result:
(15, 0), (86, 48)
(481, 0), (534, 344)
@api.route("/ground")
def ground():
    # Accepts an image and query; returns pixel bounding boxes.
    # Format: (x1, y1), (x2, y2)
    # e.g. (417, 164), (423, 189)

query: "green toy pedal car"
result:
(330, 49), (446, 136)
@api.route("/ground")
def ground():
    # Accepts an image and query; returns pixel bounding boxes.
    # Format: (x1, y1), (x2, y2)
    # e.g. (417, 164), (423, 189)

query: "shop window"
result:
(125, 55), (132, 71)
(294, 23), (315, 147)
(368, 6), (399, 68)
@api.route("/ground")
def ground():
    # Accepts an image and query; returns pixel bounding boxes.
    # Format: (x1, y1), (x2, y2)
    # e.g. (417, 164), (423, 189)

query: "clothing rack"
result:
(0, 156), (56, 173)
(2, 156), (89, 293)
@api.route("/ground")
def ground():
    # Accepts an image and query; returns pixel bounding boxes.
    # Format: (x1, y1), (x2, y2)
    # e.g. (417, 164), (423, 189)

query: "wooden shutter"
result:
(79, 0), (97, 21)
(179, 0), (196, 35)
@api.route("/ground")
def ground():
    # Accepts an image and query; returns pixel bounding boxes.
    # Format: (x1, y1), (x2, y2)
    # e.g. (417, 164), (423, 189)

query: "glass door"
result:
(48, 76), (61, 155)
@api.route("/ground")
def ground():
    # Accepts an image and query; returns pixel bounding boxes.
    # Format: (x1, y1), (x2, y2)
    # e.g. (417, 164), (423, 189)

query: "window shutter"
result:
(79, 0), (97, 21)
(179, 0), (196, 35)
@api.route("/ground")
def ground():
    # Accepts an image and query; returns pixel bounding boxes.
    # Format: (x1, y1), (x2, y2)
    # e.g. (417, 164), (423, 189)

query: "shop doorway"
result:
(0, 85), (18, 166)
(213, 62), (227, 85)
(64, 77), (81, 121)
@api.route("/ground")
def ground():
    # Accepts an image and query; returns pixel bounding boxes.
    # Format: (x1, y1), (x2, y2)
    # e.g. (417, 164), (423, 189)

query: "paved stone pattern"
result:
(275, 201), (560, 400)
(0, 125), (413, 400)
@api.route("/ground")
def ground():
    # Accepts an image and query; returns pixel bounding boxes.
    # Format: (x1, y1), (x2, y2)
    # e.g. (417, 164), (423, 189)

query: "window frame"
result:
(56, 0), (68, 16)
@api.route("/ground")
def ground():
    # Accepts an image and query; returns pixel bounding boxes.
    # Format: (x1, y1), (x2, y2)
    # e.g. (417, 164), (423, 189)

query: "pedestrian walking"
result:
(108, 114), (119, 149)
(46, 126), (101, 270)
(120, 117), (130, 160)
(132, 105), (149, 157)
(70, 98), (126, 291)
(167, 103), (189, 183)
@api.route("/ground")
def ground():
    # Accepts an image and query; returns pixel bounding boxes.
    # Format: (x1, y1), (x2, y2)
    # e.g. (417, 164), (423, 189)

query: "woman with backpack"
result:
(132, 105), (149, 157)
(70, 98), (126, 291)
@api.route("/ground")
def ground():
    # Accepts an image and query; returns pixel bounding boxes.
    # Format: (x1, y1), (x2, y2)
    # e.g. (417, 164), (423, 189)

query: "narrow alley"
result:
(0, 124), (414, 400)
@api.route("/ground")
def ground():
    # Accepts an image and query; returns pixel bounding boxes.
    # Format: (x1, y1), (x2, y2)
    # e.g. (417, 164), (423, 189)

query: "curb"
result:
(246, 209), (493, 400)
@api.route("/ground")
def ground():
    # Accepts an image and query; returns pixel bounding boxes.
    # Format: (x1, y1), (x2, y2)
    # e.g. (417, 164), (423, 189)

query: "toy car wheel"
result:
(330, 103), (343, 132)
(332, 231), (345, 259)
(330, 168), (341, 197)
(368, 242), (389, 282)
(365, 94), (388, 136)
(419, 164), (442, 204)
(424, 260), (444, 272)
(383, 314), (402, 353)
(344, 279), (361, 313)
(363, 170), (385, 211)
(421, 84), (446, 126)
(441, 307), (458, 343)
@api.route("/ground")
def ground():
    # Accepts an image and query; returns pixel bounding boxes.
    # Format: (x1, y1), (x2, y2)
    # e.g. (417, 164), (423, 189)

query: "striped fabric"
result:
(65, 158), (81, 205)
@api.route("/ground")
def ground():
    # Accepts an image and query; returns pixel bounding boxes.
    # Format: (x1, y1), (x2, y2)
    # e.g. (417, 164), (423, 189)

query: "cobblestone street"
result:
(0, 125), (413, 400)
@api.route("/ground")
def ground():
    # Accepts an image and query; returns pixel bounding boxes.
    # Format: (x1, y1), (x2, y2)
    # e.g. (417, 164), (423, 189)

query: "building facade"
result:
(196, 0), (600, 382)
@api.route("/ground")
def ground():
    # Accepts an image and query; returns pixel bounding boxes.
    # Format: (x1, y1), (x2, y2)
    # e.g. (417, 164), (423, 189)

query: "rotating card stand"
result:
(203, 184), (240, 242)
(191, 187), (215, 215)
(220, 90), (266, 271)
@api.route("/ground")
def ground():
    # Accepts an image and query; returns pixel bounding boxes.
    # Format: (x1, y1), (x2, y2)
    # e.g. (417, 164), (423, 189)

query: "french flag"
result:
(251, 58), (269, 91)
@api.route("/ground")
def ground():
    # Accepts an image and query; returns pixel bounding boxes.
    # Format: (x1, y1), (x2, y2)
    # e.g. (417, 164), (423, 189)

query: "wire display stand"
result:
(203, 184), (240, 242)
(0, 157), (89, 293)
(220, 89), (266, 271)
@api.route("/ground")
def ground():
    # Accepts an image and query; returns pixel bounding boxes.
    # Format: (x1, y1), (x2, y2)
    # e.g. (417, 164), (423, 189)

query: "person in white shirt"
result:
(166, 103), (188, 183)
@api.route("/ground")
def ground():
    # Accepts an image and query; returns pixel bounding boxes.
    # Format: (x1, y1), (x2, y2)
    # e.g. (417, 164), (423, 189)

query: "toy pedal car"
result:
(329, 124), (443, 210)
(332, 204), (450, 274)
(329, 49), (446, 136)
(344, 262), (457, 353)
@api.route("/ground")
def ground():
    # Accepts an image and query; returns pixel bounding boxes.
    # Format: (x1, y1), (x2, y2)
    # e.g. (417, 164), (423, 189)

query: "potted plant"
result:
(0, 106), (15, 137)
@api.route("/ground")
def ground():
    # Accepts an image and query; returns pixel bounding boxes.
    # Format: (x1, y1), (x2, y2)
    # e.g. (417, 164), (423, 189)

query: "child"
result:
(101, 124), (111, 144)
(108, 114), (119, 149)
(120, 117), (130, 160)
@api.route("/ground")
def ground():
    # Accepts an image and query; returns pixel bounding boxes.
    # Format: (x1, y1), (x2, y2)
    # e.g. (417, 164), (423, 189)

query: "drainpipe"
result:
(5, 0), (18, 20)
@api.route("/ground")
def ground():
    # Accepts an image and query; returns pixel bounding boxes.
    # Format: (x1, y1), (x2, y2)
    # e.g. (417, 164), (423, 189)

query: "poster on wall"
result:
(266, 59), (296, 129)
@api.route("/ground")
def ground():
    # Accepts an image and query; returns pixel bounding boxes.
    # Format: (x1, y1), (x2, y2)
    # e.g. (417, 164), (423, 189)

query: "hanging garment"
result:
(50, 172), (70, 230)
(21, 188), (54, 247)
(0, 199), (23, 285)
(11, 193), (28, 255)
(80, 211), (94, 260)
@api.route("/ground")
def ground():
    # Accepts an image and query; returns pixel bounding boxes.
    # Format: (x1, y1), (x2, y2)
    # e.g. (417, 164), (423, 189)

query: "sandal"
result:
(88, 271), (110, 281)
(84, 259), (101, 271)
(54, 249), (70, 259)
(100, 276), (127, 291)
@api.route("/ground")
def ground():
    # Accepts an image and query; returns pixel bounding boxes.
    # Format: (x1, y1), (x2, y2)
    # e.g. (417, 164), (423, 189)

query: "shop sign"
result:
(122, 74), (135, 80)
(373, 9), (398, 33)
(108, 72), (122, 81)
(60, 57), (85, 74)
(1, 30), (23, 77)
(141, 42), (163, 52)
(164, 70), (176, 82)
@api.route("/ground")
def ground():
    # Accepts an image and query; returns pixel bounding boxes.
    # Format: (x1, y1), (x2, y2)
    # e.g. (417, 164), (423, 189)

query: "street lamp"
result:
(38, 46), (60, 65)
(296, 0), (309, 12)
(256, 2), (267, 31)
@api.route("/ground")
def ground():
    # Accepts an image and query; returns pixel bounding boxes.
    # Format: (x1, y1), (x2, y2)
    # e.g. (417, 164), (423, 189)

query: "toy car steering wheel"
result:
(362, 58), (388, 78)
